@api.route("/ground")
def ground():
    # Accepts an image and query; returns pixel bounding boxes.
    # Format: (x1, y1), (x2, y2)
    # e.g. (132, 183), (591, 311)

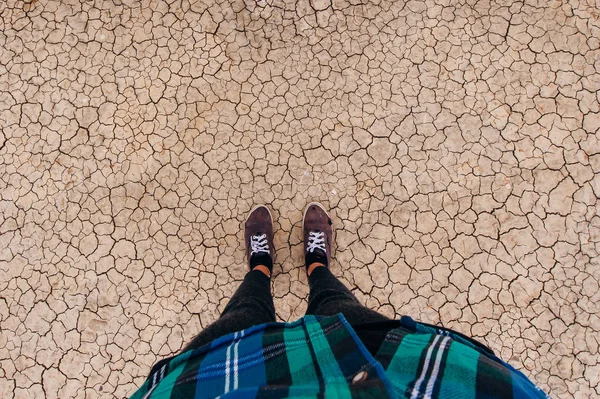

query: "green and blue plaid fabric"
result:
(130, 314), (549, 399)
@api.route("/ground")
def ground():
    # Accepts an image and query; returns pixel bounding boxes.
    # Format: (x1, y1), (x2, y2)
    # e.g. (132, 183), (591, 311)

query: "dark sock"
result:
(305, 250), (328, 269)
(250, 253), (273, 273)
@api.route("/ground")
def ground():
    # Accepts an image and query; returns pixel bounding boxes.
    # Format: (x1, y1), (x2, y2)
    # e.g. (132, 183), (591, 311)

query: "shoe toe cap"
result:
(246, 206), (272, 225)
(305, 206), (329, 223)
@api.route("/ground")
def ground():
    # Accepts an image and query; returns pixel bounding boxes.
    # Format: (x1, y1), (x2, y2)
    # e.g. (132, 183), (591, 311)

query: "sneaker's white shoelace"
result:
(307, 231), (326, 253)
(250, 234), (269, 255)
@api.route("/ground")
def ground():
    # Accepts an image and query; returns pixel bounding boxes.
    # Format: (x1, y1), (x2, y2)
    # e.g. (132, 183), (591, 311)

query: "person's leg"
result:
(306, 265), (390, 324)
(182, 268), (275, 351)
(148, 205), (276, 377)
(302, 202), (390, 324)
(183, 205), (277, 351)
(148, 268), (274, 376)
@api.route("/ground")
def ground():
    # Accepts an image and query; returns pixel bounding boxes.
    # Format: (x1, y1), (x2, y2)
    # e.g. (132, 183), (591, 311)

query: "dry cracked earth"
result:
(1, 0), (599, 397)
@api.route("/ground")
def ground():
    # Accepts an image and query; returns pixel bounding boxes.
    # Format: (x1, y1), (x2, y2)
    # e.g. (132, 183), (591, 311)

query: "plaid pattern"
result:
(130, 314), (549, 399)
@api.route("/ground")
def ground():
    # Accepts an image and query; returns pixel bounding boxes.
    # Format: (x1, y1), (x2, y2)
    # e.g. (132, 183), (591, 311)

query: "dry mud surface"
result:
(1, 0), (599, 397)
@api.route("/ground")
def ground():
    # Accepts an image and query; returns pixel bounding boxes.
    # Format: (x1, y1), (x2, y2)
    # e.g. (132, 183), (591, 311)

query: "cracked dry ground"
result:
(1, 0), (599, 398)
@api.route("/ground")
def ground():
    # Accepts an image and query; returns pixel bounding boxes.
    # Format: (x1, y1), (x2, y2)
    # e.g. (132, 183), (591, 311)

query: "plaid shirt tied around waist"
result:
(130, 314), (549, 399)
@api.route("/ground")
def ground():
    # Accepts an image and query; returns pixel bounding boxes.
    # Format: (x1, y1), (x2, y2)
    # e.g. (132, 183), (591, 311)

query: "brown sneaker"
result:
(302, 202), (333, 272)
(244, 205), (275, 273)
